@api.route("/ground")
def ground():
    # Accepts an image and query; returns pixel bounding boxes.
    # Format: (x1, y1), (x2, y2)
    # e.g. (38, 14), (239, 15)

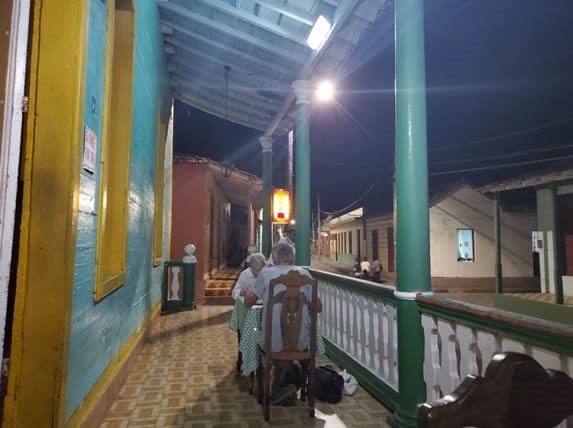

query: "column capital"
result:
(259, 136), (273, 152)
(291, 80), (313, 104)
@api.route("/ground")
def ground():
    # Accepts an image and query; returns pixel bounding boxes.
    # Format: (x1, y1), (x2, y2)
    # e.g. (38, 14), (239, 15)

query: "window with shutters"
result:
(94, 0), (135, 301)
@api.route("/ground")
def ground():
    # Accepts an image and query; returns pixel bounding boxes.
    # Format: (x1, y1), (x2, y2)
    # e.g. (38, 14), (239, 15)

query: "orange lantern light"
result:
(272, 189), (291, 224)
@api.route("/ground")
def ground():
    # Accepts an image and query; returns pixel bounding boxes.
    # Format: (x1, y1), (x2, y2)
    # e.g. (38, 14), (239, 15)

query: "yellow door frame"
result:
(2, 0), (87, 426)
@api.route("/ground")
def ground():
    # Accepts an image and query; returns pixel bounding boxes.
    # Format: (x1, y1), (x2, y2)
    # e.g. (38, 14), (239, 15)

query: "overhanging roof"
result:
(479, 160), (573, 193)
(158, 0), (388, 135)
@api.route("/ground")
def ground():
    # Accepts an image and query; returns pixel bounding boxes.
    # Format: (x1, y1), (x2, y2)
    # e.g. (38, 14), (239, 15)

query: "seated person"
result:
(231, 253), (266, 300)
(360, 257), (370, 279)
(265, 236), (295, 266)
(244, 241), (322, 353)
(371, 258), (382, 283)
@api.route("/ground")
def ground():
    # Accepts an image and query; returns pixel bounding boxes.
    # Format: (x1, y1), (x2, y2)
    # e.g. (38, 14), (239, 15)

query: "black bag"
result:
(313, 365), (344, 404)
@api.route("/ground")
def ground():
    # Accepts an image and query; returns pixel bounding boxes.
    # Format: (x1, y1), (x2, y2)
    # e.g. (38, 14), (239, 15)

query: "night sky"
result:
(173, 0), (573, 215)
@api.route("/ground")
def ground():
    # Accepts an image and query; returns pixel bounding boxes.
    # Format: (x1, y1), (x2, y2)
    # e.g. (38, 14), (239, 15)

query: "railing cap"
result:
(183, 243), (197, 264)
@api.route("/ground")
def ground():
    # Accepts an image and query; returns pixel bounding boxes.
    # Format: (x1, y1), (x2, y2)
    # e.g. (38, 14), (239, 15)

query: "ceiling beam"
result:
(175, 92), (269, 131)
(197, 0), (308, 46)
(264, 0), (360, 136)
(172, 68), (280, 109)
(159, 2), (307, 63)
(162, 25), (298, 77)
(254, 0), (315, 25)
(173, 76), (278, 119)
(169, 62), (286, 106)
(164, 39), (290, 90)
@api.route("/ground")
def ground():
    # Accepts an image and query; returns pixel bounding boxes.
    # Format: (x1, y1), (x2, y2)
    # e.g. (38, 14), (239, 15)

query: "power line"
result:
(430, 142), (573, 166)
(430, 117), (573, 152)
(320, 183), (377, 216)
(429, 154), (573, 176)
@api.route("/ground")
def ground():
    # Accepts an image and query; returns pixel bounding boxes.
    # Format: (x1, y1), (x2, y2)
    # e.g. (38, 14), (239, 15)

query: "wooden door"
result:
(387, 227), (395, 272)
(372, 229), (379, 261)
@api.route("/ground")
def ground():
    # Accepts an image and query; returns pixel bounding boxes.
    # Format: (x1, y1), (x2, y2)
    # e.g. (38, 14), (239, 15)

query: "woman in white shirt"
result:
(232, 253), (266, 300)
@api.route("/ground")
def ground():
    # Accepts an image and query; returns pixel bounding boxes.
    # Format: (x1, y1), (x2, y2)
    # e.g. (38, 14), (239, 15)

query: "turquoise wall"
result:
(66, 0), (171, 419)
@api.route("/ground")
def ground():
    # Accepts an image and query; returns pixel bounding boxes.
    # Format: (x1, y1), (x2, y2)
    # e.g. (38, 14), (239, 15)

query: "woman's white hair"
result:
(249, 253), (266, 269)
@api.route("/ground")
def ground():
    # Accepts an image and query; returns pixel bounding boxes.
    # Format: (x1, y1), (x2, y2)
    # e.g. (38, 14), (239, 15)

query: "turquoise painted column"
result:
(494, 192), (503, 293)
(292, 80), (313, 266)
(391, 0), (431, 427)
(260, 136), (273, 256)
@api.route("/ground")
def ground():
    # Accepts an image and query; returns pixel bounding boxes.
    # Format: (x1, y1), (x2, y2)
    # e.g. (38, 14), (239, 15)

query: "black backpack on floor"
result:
(313, 365), (344, 404)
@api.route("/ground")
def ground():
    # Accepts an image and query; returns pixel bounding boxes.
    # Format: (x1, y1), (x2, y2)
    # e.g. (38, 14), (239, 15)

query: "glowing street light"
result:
(316, 80), (335, 102)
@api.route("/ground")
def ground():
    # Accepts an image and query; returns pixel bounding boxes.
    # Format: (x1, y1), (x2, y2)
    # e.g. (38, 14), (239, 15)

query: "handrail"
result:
(308, 268), (396, 300)
(307, 267), (399, 411)
(417, 294), (573, 404)
(417, 295), (573, 356)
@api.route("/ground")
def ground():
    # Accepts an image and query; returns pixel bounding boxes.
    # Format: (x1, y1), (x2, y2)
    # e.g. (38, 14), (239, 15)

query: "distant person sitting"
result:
(231, 253), (266, 300)
(360, 257), (370, 279)
(242, 245), (260, 269)
(354, 256), (361, 278)
(371, 258), (382, 283)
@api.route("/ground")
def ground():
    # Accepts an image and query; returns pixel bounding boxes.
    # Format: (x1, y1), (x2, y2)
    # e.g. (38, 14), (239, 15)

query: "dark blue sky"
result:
(174, 0), (573, 213)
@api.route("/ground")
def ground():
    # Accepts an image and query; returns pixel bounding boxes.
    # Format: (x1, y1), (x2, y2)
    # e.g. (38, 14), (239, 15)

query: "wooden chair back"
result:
(264, 269), (318, 361)
(417, 352), (573, 428)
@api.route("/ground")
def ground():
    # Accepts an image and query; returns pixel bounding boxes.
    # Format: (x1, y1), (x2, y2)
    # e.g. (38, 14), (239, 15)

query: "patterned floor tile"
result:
(100, 306), (392, 427)
(204, 267), (242, 297)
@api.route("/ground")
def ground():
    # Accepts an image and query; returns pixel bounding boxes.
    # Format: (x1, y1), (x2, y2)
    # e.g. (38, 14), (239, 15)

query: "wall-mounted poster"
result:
(83, 126), (97, 174)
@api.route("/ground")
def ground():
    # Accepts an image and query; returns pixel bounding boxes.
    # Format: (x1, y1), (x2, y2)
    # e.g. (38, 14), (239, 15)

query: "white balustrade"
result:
(169, 266), (182, 301)
(317, 279), (399, 391)
(421, 312), (573, 409)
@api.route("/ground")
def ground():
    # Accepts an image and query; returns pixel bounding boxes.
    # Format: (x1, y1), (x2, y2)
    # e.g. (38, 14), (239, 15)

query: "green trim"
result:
(161, 261), (195, 314)
(417, 298), (573, 356)
(308, 268), (396, 300)
(323, 338), (398, 412)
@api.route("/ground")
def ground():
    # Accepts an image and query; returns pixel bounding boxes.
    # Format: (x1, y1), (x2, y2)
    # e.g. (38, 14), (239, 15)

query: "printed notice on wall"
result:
(83, 126), (97, 174)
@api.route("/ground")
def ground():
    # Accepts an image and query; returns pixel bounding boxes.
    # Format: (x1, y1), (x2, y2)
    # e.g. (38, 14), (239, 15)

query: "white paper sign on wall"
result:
(83, 126), (97, 174)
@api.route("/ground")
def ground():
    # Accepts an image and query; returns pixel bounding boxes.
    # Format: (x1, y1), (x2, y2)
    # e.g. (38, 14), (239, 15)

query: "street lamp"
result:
(316, 80), (335, 102)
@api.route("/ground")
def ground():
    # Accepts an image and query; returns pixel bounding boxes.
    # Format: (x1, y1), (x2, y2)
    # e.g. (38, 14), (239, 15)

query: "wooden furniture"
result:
(418, 352), (573, 428)
(255, 270), (318, 421)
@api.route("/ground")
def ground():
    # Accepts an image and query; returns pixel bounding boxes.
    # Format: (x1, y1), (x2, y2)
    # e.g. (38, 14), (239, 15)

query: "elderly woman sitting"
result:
(231, 253), (266, 300)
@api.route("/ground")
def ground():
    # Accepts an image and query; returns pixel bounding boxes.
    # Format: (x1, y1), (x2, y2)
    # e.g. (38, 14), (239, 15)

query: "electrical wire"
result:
(430, 142), (573, 166)
(319, 183), (377, 216)
(429, 154), (573, 176)
(430, 117), (573, 152)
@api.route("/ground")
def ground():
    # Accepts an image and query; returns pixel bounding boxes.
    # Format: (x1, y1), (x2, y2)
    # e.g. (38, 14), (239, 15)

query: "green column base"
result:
(390, 298), (426, 428)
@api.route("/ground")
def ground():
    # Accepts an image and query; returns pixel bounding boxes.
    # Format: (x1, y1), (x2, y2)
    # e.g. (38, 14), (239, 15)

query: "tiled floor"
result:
(100, 306), (393, 428)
